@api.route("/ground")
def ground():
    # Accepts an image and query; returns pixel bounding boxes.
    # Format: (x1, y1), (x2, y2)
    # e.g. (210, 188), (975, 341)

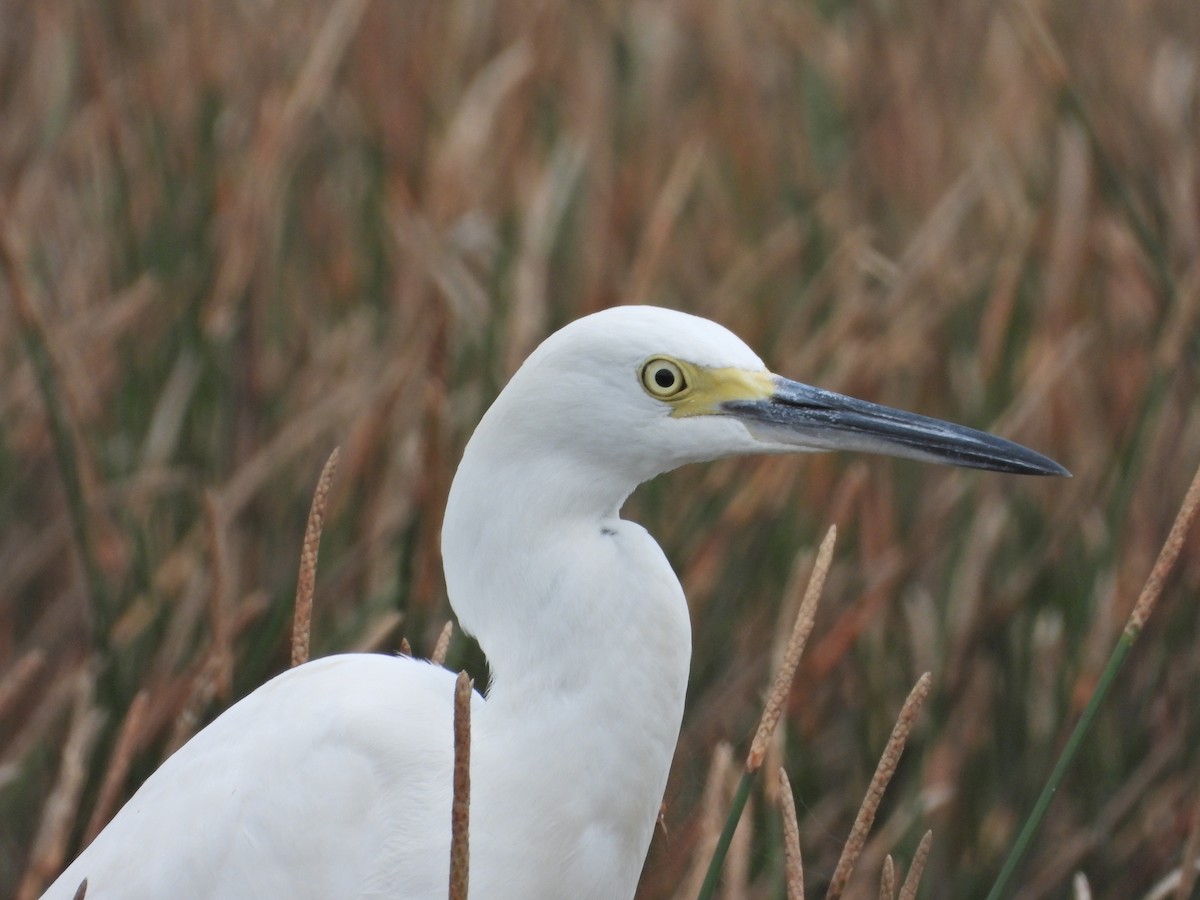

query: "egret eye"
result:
(641, 358), (687, 398)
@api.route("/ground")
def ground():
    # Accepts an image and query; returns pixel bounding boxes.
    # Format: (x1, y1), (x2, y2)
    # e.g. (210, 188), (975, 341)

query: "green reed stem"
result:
(984, 632), (1134, 900)
(697, 769), (756, 900)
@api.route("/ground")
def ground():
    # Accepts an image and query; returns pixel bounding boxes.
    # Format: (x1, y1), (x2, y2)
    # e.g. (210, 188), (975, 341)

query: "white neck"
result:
(442, 401), (692, 895)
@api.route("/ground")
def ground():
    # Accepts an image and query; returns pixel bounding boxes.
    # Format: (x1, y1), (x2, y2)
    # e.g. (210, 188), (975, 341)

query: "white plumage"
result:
(44, 307), (1064, 899)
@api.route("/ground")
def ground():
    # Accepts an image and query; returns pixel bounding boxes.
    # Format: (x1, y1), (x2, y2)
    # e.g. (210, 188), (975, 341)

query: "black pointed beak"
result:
(724, 377), (1069, 477)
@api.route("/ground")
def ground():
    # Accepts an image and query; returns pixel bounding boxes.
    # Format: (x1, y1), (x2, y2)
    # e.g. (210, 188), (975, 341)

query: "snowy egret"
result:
(43, 306), (1066, 899)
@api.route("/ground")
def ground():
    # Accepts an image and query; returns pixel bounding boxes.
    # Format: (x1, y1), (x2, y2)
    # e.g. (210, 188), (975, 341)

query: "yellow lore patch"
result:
(638, 357), (774, 417)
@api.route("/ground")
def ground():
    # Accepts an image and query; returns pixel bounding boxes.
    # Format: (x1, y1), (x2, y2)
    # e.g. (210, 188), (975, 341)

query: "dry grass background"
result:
(1, 0), (1198, 896)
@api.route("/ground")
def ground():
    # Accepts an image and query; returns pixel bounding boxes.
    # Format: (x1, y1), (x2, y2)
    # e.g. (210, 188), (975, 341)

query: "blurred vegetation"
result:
(1, 0), (1198, 897)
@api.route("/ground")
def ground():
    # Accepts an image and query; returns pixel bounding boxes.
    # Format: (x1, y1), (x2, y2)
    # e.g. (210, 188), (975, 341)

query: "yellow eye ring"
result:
(640, 358), (688, 398)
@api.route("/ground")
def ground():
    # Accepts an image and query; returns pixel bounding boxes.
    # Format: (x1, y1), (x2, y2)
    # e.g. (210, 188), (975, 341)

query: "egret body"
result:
(44, 307), (1065, 899)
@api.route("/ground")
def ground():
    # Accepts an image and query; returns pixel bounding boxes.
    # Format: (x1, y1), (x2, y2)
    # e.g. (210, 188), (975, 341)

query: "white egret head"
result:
(477, 305), (1067, 496)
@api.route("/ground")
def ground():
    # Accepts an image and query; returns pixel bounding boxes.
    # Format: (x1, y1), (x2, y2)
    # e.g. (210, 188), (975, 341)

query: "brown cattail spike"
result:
(1127, 461), (1200, 637)
(449, 671), (473, 900)
(292, 447), (341, 668)
(879, 855), (895, 900)
(748, 525), (836, 772)
(827, 672), (932, 899)
(898, 831), (932, 900)
(431, 620), (454, 666)
(779, 768), (805, 900)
